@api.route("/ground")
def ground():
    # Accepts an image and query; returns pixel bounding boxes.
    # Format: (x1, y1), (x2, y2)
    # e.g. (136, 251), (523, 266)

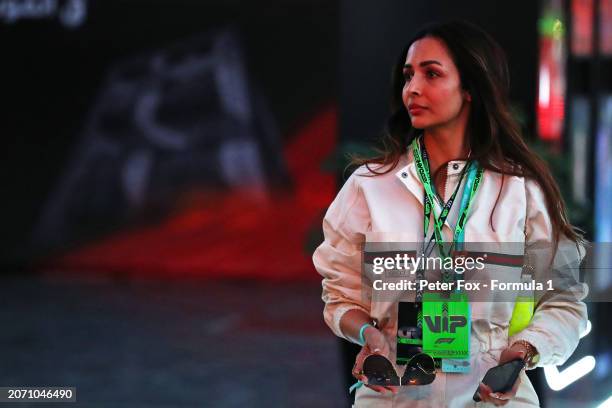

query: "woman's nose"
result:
(406, 77), (422, 95)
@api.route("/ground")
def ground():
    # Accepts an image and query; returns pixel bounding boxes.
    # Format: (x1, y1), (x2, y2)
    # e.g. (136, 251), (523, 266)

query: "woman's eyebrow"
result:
(403, 60), (443, 69)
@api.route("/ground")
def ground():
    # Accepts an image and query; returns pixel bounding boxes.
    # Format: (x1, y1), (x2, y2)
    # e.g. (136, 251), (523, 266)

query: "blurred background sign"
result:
(0, 0), (88, 28)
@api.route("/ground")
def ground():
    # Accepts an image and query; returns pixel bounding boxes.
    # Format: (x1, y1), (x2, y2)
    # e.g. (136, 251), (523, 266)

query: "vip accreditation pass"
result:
(0, 387), (76, 402)
(372, 279), (554, 291)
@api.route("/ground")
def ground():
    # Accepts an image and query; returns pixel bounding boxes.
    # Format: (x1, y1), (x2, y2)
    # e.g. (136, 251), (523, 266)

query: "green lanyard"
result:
(399, 137), (483, 364)
(411, 136), (484, 264)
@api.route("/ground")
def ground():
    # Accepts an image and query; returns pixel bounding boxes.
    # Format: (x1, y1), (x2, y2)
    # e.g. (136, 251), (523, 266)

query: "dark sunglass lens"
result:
(400, 354), (436, 385)
(363, 354), (400, 386)
(411, 354), (435, 372)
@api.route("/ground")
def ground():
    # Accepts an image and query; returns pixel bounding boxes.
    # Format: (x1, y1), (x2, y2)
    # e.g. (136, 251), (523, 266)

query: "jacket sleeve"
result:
(312, 172), (372, 342)
(509, 179), (589, 368)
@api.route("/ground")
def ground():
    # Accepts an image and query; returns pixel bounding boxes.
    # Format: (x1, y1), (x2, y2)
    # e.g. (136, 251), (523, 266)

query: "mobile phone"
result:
(473, 359), (525, 402)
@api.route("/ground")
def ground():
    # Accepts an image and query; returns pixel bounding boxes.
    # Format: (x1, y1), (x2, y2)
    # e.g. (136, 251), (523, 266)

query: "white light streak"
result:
(544, 356), (596, 391)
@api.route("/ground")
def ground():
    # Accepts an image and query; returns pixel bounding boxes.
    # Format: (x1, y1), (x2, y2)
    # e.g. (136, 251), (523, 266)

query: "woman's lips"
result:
(408, 106), (427, 115)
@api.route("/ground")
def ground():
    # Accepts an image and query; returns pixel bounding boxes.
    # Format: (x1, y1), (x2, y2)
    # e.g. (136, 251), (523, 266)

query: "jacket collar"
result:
(395, 149), (424, 207)
(395, 148), (469, 231)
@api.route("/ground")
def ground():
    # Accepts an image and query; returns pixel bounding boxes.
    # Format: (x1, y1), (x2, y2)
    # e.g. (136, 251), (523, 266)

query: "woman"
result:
(313, 21), (587, 407)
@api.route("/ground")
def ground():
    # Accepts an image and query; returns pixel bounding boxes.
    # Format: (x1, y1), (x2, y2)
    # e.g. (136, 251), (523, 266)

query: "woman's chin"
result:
(409, 120), (427, 130)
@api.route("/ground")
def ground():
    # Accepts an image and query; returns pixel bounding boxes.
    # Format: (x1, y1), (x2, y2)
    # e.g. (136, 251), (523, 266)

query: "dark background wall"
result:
(1, 0), (339, 269)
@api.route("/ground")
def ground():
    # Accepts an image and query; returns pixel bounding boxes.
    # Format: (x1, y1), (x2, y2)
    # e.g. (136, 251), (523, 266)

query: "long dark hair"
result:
(351, 20), (582, 245)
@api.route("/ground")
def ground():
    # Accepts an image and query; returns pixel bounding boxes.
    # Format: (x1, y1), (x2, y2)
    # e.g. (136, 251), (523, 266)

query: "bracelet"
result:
(358, 323), (373, 346)
(512, 340), (539, 367)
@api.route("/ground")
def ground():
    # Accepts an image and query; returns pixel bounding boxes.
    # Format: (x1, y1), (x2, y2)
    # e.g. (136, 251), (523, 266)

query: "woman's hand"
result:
(477, 343), (527, 406)
(351, 326), (399, 395)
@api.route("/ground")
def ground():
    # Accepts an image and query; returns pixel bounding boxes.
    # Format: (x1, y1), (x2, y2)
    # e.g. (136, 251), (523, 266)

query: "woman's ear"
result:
(464, 90), (472, 102)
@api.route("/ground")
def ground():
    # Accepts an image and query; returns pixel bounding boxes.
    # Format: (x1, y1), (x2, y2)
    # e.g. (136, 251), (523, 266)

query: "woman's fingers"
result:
(351, 347), (370, 379)
(360, 376), (387, 394)
(365, 384), (398, 394)
(358, 375), (399, 395)
(372, 342), (390, 358)
(352, 334), (396, 395)
(479, 383), (501, 405)
(486, 347), (524, 405)
(478, 382), (492, 400)
(359, 374), (383, 393)
(365, 329), (391, 357)
(368, 385), (387, 394)
(479, 377), (521, 406)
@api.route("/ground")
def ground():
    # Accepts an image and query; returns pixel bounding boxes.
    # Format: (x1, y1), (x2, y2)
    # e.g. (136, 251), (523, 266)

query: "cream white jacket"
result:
(313, 149), (588, 407)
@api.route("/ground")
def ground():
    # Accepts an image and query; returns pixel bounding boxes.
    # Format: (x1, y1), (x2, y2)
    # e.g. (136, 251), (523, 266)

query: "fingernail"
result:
(373, 348), (381, 353)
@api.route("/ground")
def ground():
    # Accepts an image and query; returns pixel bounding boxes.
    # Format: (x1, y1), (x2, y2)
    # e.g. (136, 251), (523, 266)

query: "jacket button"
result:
(401, 172), (408, 178)
(452, 163), (459, 170)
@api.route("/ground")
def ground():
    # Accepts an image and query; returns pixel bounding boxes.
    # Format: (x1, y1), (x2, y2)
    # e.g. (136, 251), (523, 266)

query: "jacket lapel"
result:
(394, 150), (454, 233)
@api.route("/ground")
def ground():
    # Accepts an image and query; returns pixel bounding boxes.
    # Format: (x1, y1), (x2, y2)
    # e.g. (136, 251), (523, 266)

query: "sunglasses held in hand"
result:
(362, 353), (436, 386)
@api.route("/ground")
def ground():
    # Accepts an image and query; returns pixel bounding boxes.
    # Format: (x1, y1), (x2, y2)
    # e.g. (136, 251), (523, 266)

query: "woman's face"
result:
(402, 36), (471, 130)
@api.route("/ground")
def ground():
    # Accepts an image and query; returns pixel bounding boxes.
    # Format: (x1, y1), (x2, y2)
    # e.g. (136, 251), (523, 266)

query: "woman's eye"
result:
(427, 70), (439, 78)
(403, 72), (413, 81)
